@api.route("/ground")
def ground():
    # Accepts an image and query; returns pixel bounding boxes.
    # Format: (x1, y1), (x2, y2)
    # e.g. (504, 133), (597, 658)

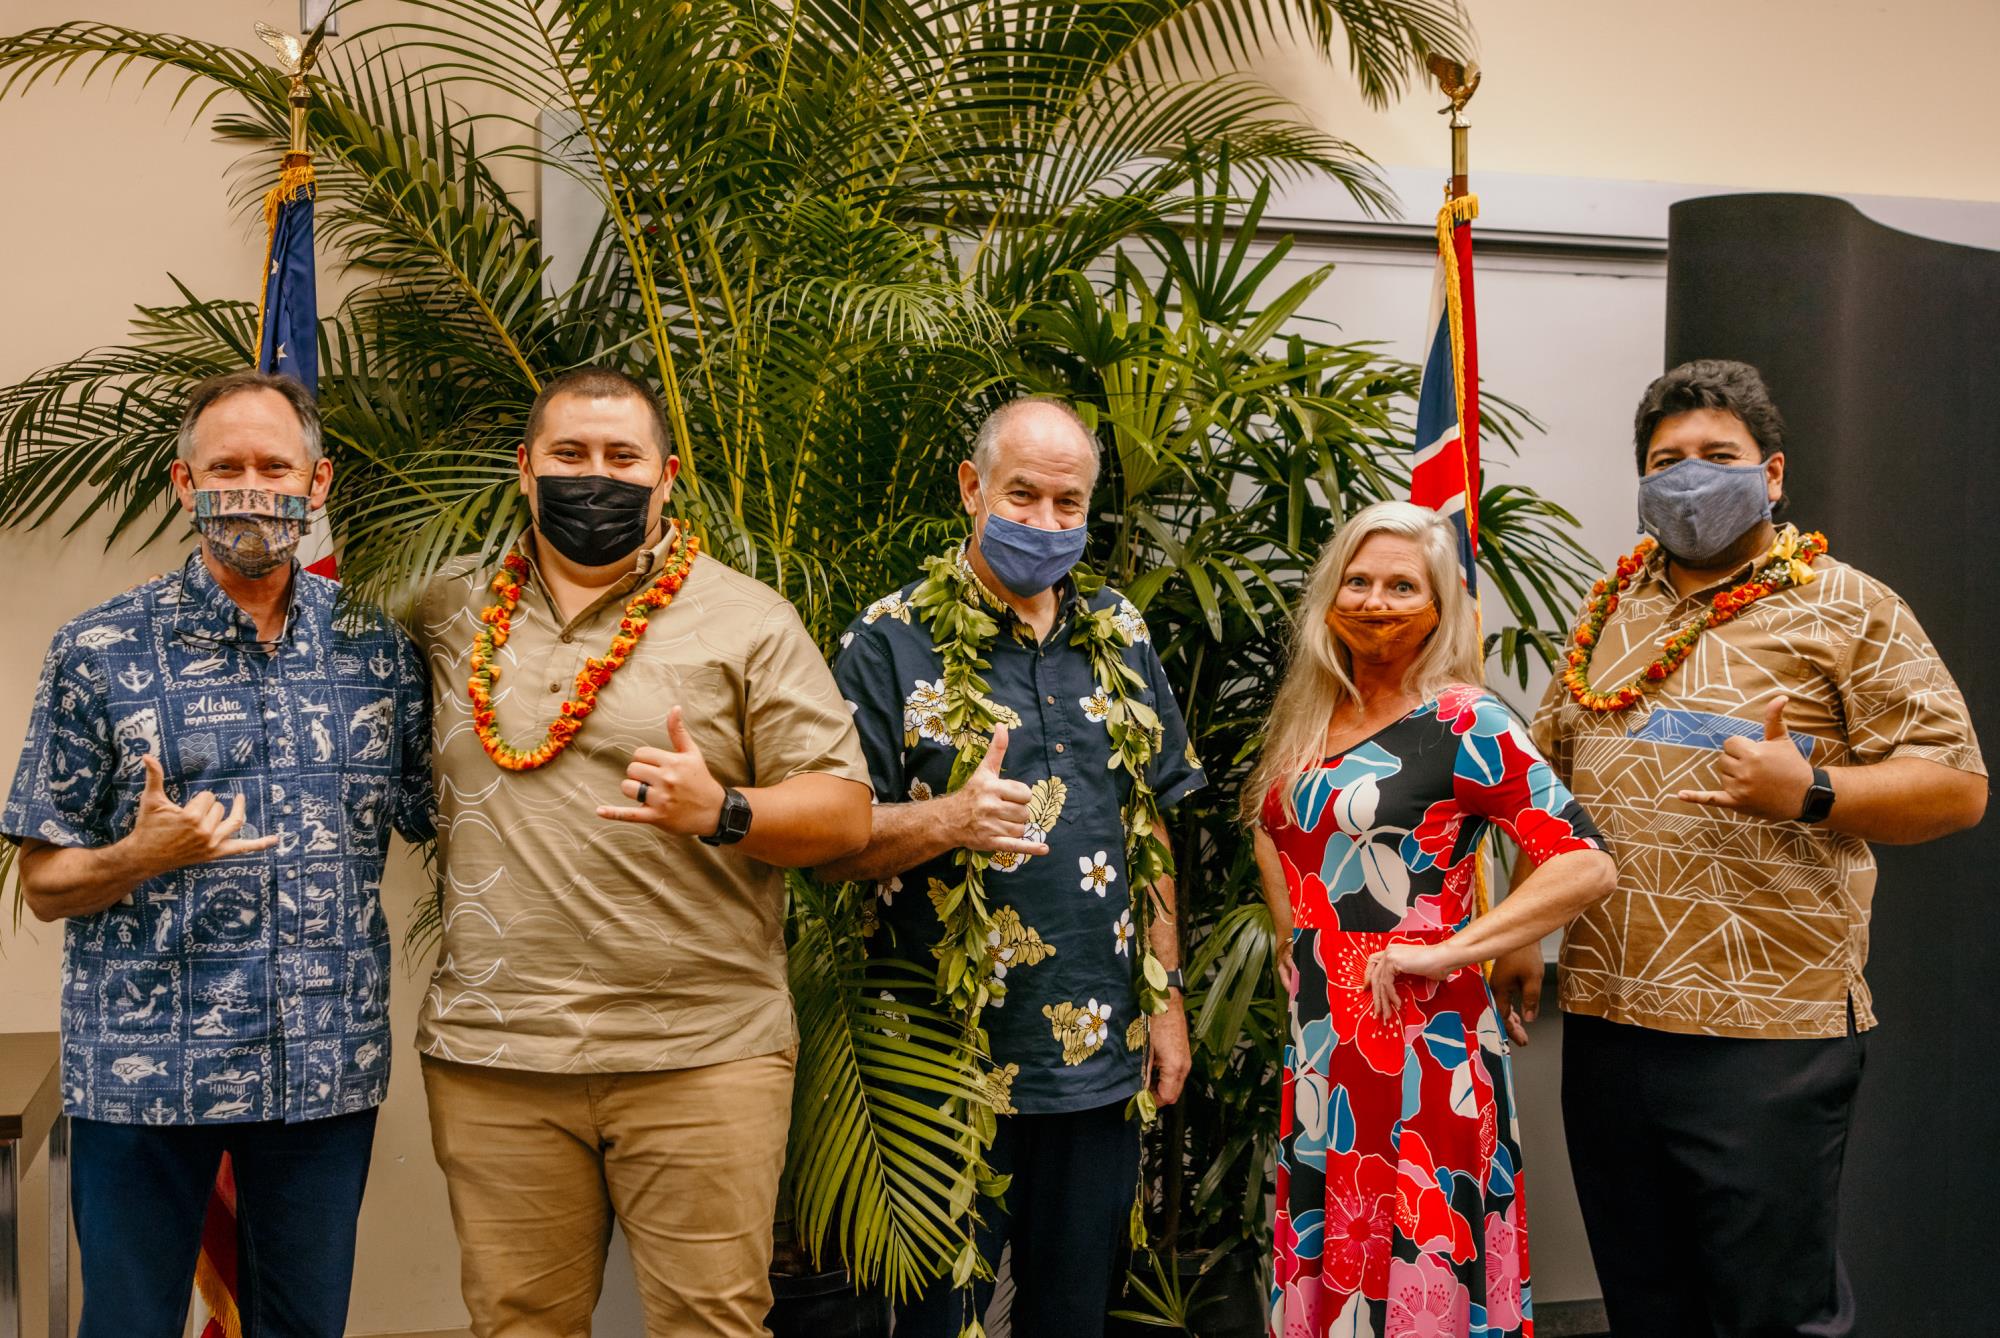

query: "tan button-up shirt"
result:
(1531, 535), (1984, 1040)
(413, 529), (869, 1072)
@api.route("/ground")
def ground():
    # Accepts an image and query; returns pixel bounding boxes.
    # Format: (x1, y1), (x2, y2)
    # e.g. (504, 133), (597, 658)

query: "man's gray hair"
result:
(175, 369), (324, 466)
(970, 396), (1101, 482)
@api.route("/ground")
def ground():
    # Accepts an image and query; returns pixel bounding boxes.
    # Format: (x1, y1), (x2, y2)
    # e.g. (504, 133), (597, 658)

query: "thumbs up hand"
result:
(950, 727), (1048, 858)
(1673, 695), (1816, 821)
(599, 705), (729, 835)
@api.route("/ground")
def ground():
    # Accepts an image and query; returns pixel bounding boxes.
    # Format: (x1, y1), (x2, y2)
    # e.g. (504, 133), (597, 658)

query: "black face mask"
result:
(533, 473), (658, 567)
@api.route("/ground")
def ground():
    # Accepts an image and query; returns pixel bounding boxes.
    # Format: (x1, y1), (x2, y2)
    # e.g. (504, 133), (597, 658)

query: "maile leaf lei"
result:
(907, 544), (1176, 1294)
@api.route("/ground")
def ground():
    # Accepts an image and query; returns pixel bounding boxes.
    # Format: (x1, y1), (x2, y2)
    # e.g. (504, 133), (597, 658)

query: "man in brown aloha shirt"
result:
(1513, 361), (1985, 1338)
(412, 367), (872, 1337)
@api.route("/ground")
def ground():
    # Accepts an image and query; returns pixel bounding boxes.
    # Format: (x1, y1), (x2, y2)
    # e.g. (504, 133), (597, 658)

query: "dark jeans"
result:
(893, 1097), (1140, 1338)
(71, 1107), (379, 1338)
(1562, 1010), (1865, 1338)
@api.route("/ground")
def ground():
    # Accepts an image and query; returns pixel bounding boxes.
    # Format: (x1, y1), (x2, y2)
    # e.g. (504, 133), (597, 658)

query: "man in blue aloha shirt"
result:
(823, 397), (1206, 1336)
(3, 370), (434, 1338)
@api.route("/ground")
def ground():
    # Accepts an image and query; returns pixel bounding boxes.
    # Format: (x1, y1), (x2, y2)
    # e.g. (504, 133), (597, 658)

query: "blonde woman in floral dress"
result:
(1246, 502), (1617, 1338)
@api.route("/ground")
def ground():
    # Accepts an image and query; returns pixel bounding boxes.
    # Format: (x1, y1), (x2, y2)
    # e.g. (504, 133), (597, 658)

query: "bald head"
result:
(969, 397), (1100, 489)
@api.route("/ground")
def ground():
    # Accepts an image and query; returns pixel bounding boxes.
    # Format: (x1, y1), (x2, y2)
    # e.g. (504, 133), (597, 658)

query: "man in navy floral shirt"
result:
(824, 397), (1205, 1336)
(3, 371), (434, 1338)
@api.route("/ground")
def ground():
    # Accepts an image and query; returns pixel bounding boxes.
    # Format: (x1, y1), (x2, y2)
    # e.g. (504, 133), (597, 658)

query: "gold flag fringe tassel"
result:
(1432, 193), (1501, 931)
(250, 154), (316, 364)
(192, 1247), (242, 1338)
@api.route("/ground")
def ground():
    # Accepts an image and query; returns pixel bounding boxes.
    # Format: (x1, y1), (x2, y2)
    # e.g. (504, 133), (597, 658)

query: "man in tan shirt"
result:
(412, 367), (872, 1337)
(1518, 360), (1985, 1338)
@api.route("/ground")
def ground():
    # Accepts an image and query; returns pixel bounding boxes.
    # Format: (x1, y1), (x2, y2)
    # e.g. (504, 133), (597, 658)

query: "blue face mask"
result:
(1636, 458), (1772, 565)
(978, 510), (1088, 597)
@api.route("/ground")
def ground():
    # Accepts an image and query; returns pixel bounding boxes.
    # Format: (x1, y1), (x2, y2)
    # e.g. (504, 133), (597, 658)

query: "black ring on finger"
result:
(637, 782), (650, 806)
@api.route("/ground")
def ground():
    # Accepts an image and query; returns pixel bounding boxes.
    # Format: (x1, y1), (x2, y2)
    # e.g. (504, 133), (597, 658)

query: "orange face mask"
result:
(1326, 603), (1439, 664)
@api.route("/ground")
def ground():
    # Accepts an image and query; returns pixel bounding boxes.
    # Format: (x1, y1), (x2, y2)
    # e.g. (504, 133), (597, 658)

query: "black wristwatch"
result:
(1797, 767), (1836, 825)
(1162, 967), (1185, 994)
(700, 787), (753, 846)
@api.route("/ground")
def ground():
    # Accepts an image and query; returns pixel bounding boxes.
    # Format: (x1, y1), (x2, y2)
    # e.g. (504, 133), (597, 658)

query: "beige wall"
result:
(0, 1), (1993, 1334)
(1261, 0), (2000, 203)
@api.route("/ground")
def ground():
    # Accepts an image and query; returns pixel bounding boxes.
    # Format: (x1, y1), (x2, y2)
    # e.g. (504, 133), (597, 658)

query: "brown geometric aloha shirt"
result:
(1531, 536), (1984, 1040)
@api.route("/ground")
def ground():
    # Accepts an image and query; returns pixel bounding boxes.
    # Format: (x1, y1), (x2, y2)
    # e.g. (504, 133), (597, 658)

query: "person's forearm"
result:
(19, 837), (159, 922)
(1144, 873), (1180, 970)
(815, 793), (967, 882)
(733, 774), (873, 868)
(1816, 757), (1987, 844)
(1251, 828), (1294, 940)
(1436, 849), (1615, 971)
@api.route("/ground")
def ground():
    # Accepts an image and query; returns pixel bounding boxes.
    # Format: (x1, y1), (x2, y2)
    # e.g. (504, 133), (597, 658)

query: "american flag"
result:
(1409, 195), (1481, 589)
(255, 147), (335, 578)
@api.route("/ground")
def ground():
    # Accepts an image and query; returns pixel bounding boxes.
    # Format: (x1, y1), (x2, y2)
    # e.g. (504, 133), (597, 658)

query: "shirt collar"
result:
(174, 550), (306, 645)
(952, 541), (1081, 643)
(516, 522), (685, 626)
(1637, 523), (1800, 601)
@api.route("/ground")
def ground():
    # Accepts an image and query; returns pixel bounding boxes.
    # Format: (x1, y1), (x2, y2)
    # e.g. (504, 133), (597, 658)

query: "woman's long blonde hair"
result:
(1241, 500), (1484, 825)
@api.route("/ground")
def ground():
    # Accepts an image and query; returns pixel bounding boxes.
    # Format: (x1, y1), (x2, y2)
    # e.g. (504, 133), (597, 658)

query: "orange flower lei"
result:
(468, 533), (701, 770)
(1563, 527), (1828, 713)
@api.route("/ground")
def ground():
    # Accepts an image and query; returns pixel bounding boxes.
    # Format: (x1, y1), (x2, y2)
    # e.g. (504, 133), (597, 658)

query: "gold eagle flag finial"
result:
(253, 22), (304, 76)
(254, 18), (331, 155)
(254, 18), (329, 83)
(1426, 54), (1481, 128)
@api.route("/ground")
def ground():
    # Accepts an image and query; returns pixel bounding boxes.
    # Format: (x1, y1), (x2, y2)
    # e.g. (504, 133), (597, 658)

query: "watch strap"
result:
(700, 787), (753, 846)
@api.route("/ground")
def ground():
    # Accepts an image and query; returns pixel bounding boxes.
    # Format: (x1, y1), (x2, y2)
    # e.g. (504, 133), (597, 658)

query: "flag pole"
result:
(1427, 58), (1497, 921)
(1456, 82), (1472, 198)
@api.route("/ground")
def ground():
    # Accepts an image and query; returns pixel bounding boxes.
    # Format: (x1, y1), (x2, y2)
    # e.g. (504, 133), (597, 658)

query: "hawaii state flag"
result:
(1409, 195), (1480, 590)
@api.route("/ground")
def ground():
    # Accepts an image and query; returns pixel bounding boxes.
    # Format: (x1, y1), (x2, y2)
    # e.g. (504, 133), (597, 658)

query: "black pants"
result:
(71, 1108), (379, 1338)
(893, 1097), (1140, 1338)
(1561, 1011), (1865, 1338)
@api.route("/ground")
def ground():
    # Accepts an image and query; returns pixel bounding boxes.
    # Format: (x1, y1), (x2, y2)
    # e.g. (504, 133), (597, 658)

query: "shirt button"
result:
(550, 681), (563, 693)
(560, 632), (574, 645)
(1046, 695), (1056, 705)
(1054, 743), (1066, 754)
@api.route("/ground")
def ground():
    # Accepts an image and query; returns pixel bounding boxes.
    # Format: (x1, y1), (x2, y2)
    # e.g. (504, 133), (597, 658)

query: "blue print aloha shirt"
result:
(2, 553), (435, 1126)
(833, 554), (1206, 1114)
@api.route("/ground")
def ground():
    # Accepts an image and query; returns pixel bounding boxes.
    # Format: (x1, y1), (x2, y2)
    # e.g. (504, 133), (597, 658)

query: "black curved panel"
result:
(1666, 193), (1999, 1335)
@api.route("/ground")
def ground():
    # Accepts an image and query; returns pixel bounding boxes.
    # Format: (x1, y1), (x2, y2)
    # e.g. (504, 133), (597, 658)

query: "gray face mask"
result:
(1636, 458), (1772, 565)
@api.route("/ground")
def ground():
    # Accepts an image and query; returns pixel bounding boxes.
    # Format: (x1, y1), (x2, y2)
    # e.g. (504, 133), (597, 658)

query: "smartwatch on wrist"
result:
(1797, 767), (1836, 825)
(1162, 967), (1185, 994)
(700, 787), (753, 846)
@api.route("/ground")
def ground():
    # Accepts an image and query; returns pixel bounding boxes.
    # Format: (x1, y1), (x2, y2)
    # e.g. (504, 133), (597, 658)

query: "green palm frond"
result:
(0, 288), (255, 543)
(787, 878), (998, 1297)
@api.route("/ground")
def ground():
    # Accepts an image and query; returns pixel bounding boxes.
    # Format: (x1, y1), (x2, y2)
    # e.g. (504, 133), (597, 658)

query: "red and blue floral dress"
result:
(1260, 685), (1605, 1338)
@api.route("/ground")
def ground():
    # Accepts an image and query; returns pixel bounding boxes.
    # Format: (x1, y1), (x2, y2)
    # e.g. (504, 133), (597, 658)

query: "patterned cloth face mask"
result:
(193, 487), (310, 578)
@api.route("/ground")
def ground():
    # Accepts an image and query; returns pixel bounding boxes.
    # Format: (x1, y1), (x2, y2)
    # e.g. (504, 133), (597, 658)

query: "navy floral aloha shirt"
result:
(834, 554), (1205, 1114)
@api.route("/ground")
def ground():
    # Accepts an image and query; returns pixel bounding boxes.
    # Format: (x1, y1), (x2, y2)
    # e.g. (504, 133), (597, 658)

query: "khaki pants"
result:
(421, 1051), (796, 1338)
